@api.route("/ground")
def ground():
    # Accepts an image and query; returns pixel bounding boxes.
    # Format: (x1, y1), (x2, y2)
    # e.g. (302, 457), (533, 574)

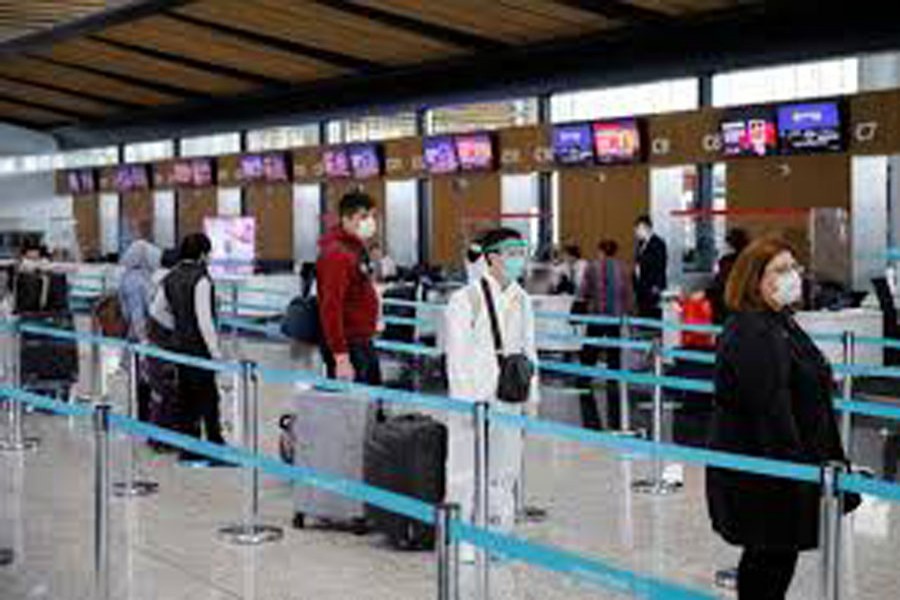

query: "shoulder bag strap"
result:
(480, 278), (504, 361)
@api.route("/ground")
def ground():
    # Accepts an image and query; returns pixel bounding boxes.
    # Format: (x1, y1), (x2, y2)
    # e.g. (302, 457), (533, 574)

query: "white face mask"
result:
(356, 216), (377, 240)
(772, 270), (802, 308)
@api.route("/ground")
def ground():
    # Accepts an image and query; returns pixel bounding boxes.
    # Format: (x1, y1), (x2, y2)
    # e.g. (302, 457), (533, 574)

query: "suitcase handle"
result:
(279, 413), (295, 431)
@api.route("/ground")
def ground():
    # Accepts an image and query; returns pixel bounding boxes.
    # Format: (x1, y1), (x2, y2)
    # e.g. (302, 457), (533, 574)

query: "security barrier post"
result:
(219, 360), (283, 545)
(632, 343), (680, 495)
(0, 318), (38, 451)
(473, 401), (490, 600)
(619, 316), (632, 433)
(93, 404), (111, 600)
(821, 461), (846, 600)
(436, 503), (461, 600)
(840, 332), (855, 449)
(112, 346), (158, 497)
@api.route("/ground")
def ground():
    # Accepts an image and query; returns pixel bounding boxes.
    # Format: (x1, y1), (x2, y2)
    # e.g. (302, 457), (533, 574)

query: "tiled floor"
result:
(1, 334), (900, 599)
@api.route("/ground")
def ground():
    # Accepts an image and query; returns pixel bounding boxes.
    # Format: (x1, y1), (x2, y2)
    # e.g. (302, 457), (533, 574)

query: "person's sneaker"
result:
(0, 548), (13, 566)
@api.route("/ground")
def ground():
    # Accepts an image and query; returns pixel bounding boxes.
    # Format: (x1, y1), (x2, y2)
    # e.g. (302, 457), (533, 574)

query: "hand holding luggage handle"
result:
(219, 360), (284, 546)
(0, 317), (39, 452)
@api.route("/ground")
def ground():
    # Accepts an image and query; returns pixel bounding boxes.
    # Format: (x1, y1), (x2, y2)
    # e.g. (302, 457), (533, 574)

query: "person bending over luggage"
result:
(150, 233), (226, 459)
(444, 227), (539, 562)
(706, 235), (860, 600)
(316, 191), (381, 384)
(578, 239), (634, 431)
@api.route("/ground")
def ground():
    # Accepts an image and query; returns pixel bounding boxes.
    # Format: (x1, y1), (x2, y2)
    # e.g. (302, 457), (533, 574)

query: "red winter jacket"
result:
(316, 227), (379, 354)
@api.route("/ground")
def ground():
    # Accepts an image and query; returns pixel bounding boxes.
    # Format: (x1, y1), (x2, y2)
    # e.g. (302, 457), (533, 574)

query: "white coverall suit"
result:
(444, 272), (539, 541)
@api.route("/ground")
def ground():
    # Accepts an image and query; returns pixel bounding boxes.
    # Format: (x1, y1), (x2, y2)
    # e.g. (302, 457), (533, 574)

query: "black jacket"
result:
(634, 234), (667, 314)
(706, 310), (848, 551)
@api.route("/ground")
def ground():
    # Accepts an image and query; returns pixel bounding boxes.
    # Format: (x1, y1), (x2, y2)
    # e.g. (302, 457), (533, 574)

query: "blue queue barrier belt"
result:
(835, 363), (900, 379)
(380, 298), (444, 312)
(133, 343), (242, 375)
(663, 348), (717, 365)
(19, 322), (130, 350)
(382, 315), (430, 328)
(540, 359), (715, 395)
(537, 332), (654, 352)
(0, 384), (715, 599)
(835, 398), (900, 421)
(841, 472), (900, 503)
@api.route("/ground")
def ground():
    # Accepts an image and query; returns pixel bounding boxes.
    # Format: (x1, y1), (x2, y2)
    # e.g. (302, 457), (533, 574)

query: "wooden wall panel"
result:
(177, 188), (217, 240)
(559, 167), (649, 264)
(245, 184), (293, 261)
(384, 137), (424, 180)
(647, 108), (724, 166)
(217, 155), (241, 187)
(498, 125), (552, 173)
(849, 88), (900, 155)
(293, 146), (324, 182)
(431, 173), (501, 266)
(73, 195), (100, 260)
(120, 190), (153, 242)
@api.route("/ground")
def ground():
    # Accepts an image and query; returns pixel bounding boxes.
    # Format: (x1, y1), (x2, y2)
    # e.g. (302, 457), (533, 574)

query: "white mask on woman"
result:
(356, 216), (377, 240)
(773, 269), (802, 308)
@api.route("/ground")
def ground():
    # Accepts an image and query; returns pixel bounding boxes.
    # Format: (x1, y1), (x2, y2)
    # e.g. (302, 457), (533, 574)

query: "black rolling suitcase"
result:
(364, 414), (447, 550)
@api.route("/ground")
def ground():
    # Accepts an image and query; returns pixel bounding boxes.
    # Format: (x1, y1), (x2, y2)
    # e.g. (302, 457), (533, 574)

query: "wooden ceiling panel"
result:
(0, 0), (107, 43)
(37, 38), (259, 95)
(0, 78), (112, 116)
(0, 98), (70, 124)
(354, 0), (615, 44)
(500, 0), (622, 26)
(625, 0), (739, 15)
(0, 58), (180, 106)
(101, 15), (346, 82)
(180, 0), (465, 66)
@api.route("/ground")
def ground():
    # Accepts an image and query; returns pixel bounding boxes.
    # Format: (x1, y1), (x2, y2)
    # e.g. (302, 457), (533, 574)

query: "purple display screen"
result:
(553, 124), (594, 165)
(454, 133), (494, 171)
(115, 165), (150, 192)
(67, 170), (95, 194)
(348, 144), (382, 178)
(262, 153), (289, 182)
(423, 137), (459, 174)
(239, 155), (265, 181)
(323, 148), (352, 178)
(191, 159), (215, 186)
(777, 101), (843, 153)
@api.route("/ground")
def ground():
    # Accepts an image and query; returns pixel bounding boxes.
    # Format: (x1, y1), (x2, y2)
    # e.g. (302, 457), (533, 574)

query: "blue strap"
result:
(840, 472), (900, 502)
(0, 385), (94, 418)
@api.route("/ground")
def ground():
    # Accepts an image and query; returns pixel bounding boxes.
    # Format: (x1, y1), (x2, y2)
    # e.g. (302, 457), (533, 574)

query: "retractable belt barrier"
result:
(0, 384), (719, 600)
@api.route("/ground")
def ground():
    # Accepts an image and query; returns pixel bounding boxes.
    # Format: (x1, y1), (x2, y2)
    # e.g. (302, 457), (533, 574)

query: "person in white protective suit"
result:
(444, 227), (539, 564)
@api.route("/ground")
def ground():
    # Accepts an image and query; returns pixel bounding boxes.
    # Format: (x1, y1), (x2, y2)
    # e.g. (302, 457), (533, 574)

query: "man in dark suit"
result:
(633, 215), (668, 319)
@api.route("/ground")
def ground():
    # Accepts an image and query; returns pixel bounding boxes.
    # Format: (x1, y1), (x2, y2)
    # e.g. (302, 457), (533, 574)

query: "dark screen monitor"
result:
(454, 133), (495, 171)
(423, 136), (460, 174)
(720, 107), (778, 158)
(192, 158), (215, 186)
(592, 119), (642, 164)
(348, 144), (382, 178)
(323, 148), (352, 178)
(239, 155), (265, 182)
(553, 123), (594, 165)
(777, 101), (844, 153)
(172, 160), (194, 186)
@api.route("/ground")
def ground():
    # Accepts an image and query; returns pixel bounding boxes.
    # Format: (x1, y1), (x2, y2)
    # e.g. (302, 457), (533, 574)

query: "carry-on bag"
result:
(291, 388), (374, 531)
(364, 413), (447, 550)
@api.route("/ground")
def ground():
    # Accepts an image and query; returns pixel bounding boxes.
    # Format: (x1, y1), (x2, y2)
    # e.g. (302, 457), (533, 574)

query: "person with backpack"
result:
(149, 233), (225, 462)
(316, 191), (381, 384)
(444, 227), (539, 563)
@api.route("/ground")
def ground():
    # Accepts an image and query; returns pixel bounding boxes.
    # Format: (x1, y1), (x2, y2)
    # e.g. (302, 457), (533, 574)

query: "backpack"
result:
(93, 294), (128, 338)
(281, 295), (320, 344)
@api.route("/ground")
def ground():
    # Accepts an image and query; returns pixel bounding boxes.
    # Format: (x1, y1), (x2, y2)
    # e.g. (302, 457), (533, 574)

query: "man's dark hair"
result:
(635, 215), (653, 229)
(339, 191), (375, 219)
(179, 233), (212, 261)
(477, 227), (523, 262)
(598, 239), (619, 257)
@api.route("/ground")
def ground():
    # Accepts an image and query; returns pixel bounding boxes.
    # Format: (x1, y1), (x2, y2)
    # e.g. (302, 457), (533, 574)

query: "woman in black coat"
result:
(706, 235), (859, 600)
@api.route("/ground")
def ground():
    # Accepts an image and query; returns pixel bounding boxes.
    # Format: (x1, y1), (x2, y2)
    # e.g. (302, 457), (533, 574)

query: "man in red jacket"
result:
(317, 191), (381, 383)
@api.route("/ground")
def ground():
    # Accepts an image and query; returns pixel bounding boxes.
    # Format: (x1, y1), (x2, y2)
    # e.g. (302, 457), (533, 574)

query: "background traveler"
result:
(709, 228), (750, 324)
(633, 215), (668, 319)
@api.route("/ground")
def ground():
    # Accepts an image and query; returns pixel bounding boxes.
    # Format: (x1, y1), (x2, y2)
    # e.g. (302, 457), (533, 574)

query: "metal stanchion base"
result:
(630, 478), (682, 495)
(112, 480), (160, 497)
(714, 568), (738, 590)
(0, 437), (39, 451)
(218, 524), (284, 546)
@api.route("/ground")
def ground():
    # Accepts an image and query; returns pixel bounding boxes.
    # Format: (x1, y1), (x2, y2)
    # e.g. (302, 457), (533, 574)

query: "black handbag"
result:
(480, 278), (534, 404)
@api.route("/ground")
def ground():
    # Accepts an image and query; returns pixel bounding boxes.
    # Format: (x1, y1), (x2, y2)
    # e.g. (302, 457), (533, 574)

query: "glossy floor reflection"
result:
(1, 334), (899, 599)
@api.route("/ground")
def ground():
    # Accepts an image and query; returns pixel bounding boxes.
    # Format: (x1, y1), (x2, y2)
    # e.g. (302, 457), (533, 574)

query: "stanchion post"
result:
(821, 461), (846, 600)
(473, 401), (490, 600)
(90, 317), (103, 402)
(436, 503), (461, 600)
(840, 331), (855, 450)
(93, 403), (111, 600)
(0, 317), (38, 452)
(632, 342), (679, 495)
(219, 360), (283, 545)
(112, 346), (158, 497)
(619, 316), (632, 433)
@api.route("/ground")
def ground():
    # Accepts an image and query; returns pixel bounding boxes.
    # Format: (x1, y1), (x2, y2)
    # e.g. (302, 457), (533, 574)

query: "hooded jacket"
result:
(316, 227), (379, 354)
